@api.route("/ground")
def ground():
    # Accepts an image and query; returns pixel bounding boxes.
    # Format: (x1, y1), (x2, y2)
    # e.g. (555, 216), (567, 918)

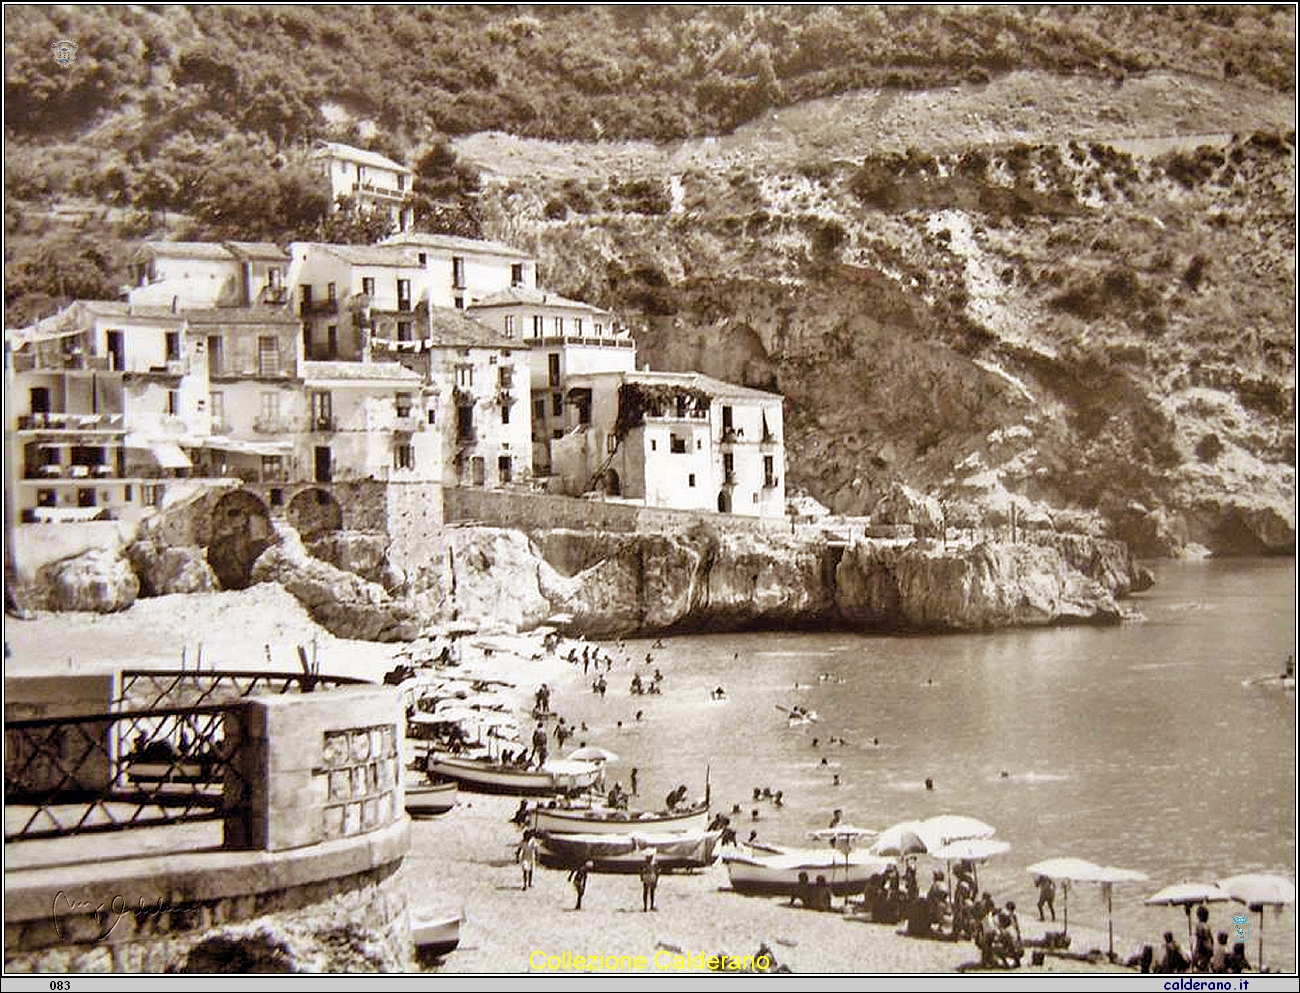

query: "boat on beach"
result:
(405, 779), (458, 817)
(532, 802), (709, 836)
(411, 910), (462, 958)
(426, 753), (603, 796)
(535, 828), (724, 873)
(723, 848), (891, 897)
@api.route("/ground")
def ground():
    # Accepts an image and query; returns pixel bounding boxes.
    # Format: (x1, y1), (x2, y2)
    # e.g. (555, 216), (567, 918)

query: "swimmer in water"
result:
(925, 777), (934, 791)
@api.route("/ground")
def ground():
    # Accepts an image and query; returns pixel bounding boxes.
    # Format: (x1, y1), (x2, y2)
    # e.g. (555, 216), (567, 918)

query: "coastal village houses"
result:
(314, 141), (415, 234)
(6, 220), (787, 555)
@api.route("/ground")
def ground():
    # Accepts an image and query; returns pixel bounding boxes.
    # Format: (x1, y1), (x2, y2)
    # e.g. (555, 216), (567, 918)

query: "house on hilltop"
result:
(314, 141), (414, 233)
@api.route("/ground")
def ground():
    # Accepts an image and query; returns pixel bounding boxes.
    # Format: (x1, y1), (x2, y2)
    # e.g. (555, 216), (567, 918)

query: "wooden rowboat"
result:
(426, 753), (602, 796)
(723, 848), (891, 897)
(405, 780), (458, 817)
(536, 829), (723, 873)
(532, 803), (709, 836)
(411, 910), (462, 957)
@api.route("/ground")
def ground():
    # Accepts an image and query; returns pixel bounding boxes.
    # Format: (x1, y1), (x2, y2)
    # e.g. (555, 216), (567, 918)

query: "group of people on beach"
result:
(1129, 908), (1253, 974)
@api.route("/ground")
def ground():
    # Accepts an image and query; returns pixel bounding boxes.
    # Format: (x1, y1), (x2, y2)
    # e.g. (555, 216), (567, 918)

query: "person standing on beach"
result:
(1036, 875), (1056, 921)
(569, 861), (592, 910)
(517, 831), (538, 891)
(640, 853), (660, 911)
(531, 722), (549, 767)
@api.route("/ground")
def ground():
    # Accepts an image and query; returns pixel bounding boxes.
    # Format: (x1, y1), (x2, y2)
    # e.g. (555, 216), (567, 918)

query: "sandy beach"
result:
(5, 586), (1143, 976)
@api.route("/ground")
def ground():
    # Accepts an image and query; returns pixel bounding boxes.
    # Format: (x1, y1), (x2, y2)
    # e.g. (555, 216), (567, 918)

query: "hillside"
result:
(3, 6), (1295, 557)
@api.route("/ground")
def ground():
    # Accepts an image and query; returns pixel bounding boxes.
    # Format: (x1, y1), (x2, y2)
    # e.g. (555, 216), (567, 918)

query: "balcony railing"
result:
(763, 477), (779, 490)
(16, 412), (126, 432)
(24, 463), (116, 481)
(301, 298), (339, 316)
(311, 415), (336, 433)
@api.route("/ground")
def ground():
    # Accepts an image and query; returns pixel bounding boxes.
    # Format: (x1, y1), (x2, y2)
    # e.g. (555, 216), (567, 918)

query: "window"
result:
(552, 429), (563, 439)
(552, 393), (563, 417)
(722, 405), (734, 432)
(327, 282), (337, 302)
(122, 485), (132, 502)
(452, 256), (465, 289)
(670, 434), (686, 454)
(650, 439), (657, 451)
(534, 399), (545, 421)
(397, 174), (407, 192)
(270, 487), (283, 506)
(397, 321), (412, 342)
(37, 488), (56, 506)
(260, 391), (280, 423)
(311, 390), (333, 431)
(210, 391), (225, 428)
(397, 278), (411, 309)
(501, 403), (511, 425)
(548, 353), (561, 387)
(606, 434), (618, 453)
(574, 318), (583, 334)
(511, 263), (524, 286)
(395, 392), (412, 418)
(362, 276), (375, 298)
(723, 452), (735, 482)
(504, 315), (515, 337)
(764, 455), (776, 488)
(166, 390), (179, 415)
(471, 456), (485, 485)
(688, 473), (696, 488)
(418, 252), (427, 265)
(258, 336), (280, 376)
(427, 408), (437, 425)
(327, 325), (338, 358)
(456, 365), (474, 388)
(263, 456), (285, 481)
(457, 405), (474, 441)
(394, 443), (415, 470)
(498, 366), (513, 389)
(165, 331), (181, 362)
(553, 316), (563, 335)
(498, 455), (512, 484)
(78, 488), (97, 508)
(594, 323), (603, 337)
(454, 295), (464, 309)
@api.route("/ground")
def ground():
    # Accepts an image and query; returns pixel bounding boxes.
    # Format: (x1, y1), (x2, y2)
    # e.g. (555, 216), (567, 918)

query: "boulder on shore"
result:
(42, 547), (139, 613)
(126, 538), (219, 597)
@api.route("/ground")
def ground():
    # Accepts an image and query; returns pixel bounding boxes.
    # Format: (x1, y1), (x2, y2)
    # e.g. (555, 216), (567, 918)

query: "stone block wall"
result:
(383, 480), (443, 577)
(225, 685), (404, 852)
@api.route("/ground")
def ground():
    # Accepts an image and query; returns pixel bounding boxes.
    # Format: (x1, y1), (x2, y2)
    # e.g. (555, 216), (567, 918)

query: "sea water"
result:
(548, 558), (1297, 971)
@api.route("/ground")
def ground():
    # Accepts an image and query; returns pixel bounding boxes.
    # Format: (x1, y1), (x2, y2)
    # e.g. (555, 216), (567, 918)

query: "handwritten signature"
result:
(51, 891), (193, 942)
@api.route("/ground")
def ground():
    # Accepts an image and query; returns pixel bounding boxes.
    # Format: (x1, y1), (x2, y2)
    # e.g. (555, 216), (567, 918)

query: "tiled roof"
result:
(316, 141), (413, 174)
(426, 308), (525, 350)
(136, 241), (234, 262)
(225, 241), (289, 262)
(301, 359), (422, 382)
(469, 286), (608, 313)
(625, 370), (783, 402)
(300, 243), (422, 268)
(183, 306), (299, 325)
(381, 232), (532, 260)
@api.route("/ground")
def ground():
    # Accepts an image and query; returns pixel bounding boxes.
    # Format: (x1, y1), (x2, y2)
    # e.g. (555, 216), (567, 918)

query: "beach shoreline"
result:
(3, 588), (1149, 975)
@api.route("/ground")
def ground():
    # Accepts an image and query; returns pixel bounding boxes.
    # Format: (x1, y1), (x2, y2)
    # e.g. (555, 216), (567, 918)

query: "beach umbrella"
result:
(871, 820), (932, 857)
(919, 814), (996, 847)
(929, 837), (1011, 896)
(1026, 858), (1104, 935)
(1145, 882), (1231, 943)
(1217, 873), (1295, 971)
(808, 826), (884, 907)
(1091, 865), (1150, 961)
(567, 746), (619, 763)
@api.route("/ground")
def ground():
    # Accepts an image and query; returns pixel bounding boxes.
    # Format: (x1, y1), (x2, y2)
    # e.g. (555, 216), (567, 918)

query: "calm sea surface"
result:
(548, 558), (1297, 969)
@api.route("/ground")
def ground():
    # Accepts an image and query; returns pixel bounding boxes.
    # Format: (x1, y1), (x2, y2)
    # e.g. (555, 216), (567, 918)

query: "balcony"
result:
(722, 472), (737, 486)
(253, 416), (288, 435)
(763, 477), (779, 490)
(391, 415), (421, 434)
(25, 463), (116, 481)
(301, 298), (339, 317)
(310, 415), (337, 433)
(16, 412), (126, 432)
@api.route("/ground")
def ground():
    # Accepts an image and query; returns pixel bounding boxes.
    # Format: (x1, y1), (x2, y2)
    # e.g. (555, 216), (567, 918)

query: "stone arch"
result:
(207, 490), (273, 590)
(717, 490), (731, 513)
(604, 469), (621, 497)
(286, 487), (343, 538)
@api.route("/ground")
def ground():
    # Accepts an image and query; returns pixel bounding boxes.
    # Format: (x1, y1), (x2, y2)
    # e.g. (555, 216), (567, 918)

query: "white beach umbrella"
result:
(1217, 873), (1295, 971)
(1145, 881), (1231, 944)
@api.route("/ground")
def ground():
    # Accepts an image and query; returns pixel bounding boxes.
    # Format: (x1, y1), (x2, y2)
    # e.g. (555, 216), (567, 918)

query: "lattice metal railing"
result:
(117, 669), (368, 711)
(5, 704), (246, 842)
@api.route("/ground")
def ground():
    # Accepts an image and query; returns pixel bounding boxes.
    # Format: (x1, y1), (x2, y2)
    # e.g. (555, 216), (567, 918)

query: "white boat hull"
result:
(427, 754), (602, 796)
(532, 805), (708, 835)
(411, 912), (461, 957)
(724, 849), (888, 897)
(405, 781), (458, 816)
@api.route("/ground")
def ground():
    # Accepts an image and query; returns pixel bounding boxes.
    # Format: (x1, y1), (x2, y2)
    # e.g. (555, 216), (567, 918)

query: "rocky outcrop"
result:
(306, 532), (406, 592)
(41, 547), (139, 613)
(835, 538), (1121, 630)
(126, 538), (219, 597)
(250, 525), (421, 642)
(411, 527), (554, 632)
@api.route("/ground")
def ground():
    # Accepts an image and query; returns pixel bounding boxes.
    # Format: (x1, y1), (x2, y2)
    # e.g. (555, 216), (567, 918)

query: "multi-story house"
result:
(287, 243), (430, 362)
(410, 309), (532, 489)
(314, 141), (414, 233)
(467, 286), (635, 476)
(6, 301), (207, 524)
(553, 370), (786, 518)
(127, 242), (290, 310)
(380, 232), (536, 311)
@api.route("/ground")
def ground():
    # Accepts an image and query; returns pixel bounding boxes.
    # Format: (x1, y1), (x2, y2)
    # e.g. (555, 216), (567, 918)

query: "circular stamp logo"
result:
(51, 38), (78, 67)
